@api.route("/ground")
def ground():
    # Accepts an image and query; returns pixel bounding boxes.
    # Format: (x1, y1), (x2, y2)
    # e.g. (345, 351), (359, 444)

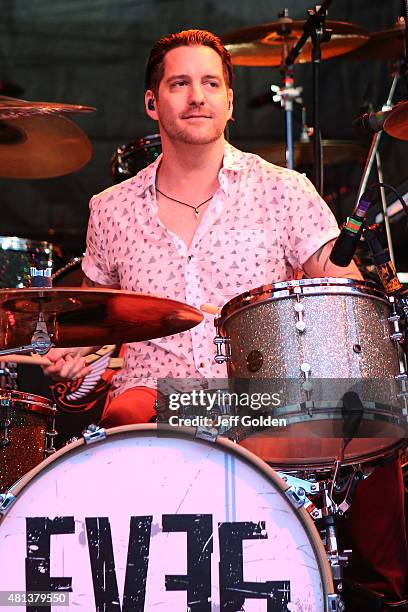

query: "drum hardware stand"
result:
(83, 423), (106, 444)
(269, 10), (304, 170)
(0, 308), (54, 360)
(282, 0), (334, 194)
(45, 411), (58, 456)
(0, 363), (17, 389)
(0, 491), (15, 515)
(0, 397), (11, 450)
(0, 261), (55, 361)
(355, 6), (408, 268)
(318, 487), (351, 601)
(213, 316), (230, 364)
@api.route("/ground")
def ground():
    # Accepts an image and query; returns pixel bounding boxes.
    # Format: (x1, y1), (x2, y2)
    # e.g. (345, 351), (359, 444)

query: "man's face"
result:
(147, 45), (233, 146)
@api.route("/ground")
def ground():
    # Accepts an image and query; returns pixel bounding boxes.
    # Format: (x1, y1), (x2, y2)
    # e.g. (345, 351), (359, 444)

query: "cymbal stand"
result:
(356, 0), (408, 266)
(356, 75), (398, 265)
(283, 0), (334, 194)
(272, 65), (303, 169)
(0, 259), (54, 359)
(273, 11), (304, 169)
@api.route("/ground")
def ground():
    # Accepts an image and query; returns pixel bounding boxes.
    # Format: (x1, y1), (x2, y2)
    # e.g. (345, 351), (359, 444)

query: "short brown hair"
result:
(145, 29), (233, 94)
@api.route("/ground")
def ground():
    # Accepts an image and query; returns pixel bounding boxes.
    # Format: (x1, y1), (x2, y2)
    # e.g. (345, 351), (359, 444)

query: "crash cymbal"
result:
(222, 19), (369, 66)
(0, 288), (203, 348)
(344, 22), (405, 61)
(0, 96), (95, 119)
(253, 140), (367, 166)
(0, 97), (95, 178)
(384, 100), (408, 141)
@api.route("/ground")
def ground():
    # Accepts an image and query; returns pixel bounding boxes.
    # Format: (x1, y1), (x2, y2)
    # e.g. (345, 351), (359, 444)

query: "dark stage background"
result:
(0, 0), (406, 270)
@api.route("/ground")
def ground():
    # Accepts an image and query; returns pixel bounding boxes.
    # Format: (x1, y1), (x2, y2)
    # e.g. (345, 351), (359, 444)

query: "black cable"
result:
(367, 181), (408, 236)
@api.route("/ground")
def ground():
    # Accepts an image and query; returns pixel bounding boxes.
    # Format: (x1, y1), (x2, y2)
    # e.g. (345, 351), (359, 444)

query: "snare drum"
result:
(0, 236), (54, 288)
(0, 390), (56, 491)
(0, 425), (337, 610)
(217, 278), (407, 470)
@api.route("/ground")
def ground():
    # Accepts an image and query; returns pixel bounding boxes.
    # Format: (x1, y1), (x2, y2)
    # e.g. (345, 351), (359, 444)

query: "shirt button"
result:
(187, 255), (192, 261)
(199, 361), (205, 368)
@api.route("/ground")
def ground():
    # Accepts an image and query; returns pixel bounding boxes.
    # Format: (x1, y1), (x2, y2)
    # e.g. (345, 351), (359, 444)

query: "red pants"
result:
(99, 386), (407, 599)
(99, 386), (157, 427)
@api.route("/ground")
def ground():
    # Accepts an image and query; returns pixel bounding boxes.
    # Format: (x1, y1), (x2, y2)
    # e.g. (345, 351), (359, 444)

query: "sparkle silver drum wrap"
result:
(219, 278), (407, 468)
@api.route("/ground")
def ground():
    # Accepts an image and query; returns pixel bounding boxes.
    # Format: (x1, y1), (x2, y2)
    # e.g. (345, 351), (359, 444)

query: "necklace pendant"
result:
(194, 208), (199, 216)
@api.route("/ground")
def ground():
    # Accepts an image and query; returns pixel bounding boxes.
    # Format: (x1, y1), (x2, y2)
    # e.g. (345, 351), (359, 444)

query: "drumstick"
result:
(0, 353), (123, 368)
(0, 354), (52, 366)
(200, 303), (221, 315)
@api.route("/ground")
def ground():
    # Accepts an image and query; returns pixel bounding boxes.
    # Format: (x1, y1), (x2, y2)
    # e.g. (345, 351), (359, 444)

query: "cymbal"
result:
(384, 100), (408, 141)
(0, 288), (204, 348)
(0, 97), (95, 179)
(253, 140), (367, 166)
(0, 96), (96, 119)
(222, 19), (369, 66)
(344, 22), (404, 61)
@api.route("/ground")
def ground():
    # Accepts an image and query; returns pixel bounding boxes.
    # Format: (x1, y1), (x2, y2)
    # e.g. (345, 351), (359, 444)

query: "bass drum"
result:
(0, 425), (337, 611)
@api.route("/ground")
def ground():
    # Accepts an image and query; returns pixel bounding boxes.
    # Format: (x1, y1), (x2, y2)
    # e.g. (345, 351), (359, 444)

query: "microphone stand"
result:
(356, 3), (408, 267)
(283, 0), (333, 195)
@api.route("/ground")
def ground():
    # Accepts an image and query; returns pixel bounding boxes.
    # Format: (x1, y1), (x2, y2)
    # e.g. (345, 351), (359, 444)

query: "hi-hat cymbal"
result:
(0, 97), (96, 179)
(253, 140), (367, 167)
(222, 19), (369, 66)
(384, 100), (408, 141)
(0, 288), (204, 349)
(344, 22), (405, 61)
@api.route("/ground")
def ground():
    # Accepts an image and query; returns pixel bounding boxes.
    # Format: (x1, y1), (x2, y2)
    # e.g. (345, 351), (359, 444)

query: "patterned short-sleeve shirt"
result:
(82, 143), (339, 397)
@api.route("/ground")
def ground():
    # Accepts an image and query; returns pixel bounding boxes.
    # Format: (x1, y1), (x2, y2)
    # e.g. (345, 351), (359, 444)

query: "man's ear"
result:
(145, 90), (158, 119)
(227, 89), (233, 119)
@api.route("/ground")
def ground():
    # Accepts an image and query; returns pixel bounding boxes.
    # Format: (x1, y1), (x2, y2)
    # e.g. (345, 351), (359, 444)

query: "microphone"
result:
(363, 226), (404, 295)
(329, 191), (372, 267)
(352, 109), (393, 136)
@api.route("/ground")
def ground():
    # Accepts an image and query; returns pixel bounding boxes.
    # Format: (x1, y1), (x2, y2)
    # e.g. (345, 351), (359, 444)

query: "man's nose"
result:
(189, 83), (205, 105)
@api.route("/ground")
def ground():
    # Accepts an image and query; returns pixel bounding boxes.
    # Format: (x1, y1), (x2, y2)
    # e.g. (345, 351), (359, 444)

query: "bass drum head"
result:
(0, 425), (334, 610)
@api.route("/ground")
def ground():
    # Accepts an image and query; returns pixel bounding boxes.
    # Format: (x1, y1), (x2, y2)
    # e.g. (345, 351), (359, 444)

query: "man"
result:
(43, 30), (406, 609)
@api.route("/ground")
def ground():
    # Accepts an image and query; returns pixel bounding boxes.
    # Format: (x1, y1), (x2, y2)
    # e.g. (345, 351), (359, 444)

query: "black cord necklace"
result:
(155, 183), (215, 216)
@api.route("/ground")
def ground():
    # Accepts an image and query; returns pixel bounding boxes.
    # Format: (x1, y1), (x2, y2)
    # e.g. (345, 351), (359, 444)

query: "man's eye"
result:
(206, 81), (219, 87)
(172, 81), (186, 87)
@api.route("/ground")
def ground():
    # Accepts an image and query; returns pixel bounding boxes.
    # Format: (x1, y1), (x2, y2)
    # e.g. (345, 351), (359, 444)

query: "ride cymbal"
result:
(0, 288), (204, 348)
(384, 100), (408, 141)
(253, 140), (367, 166)
(0, 97), (96, 178)
(344, 22), (405, 61)
(222, 19), (369, 66)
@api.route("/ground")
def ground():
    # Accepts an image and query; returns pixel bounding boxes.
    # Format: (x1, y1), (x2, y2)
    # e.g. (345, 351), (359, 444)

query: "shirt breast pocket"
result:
(209, 228), (269, 296)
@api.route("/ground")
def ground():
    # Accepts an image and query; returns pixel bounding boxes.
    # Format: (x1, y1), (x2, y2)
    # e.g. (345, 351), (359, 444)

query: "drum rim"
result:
(0, 235), (53, 252)
(219, 277), (387, 323)
(3, 422), (335, 605)
(0, 389), (55, 415)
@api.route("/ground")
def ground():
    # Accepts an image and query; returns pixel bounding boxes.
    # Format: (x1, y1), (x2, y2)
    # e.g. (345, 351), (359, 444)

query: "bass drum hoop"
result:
(3, 423), (335, 608)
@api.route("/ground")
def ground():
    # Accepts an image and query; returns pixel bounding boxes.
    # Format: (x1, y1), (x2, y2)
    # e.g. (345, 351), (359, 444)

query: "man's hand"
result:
(41, 347), (93, 381)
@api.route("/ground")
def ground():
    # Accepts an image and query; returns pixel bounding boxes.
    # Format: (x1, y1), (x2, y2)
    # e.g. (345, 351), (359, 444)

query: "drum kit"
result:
(0, 9), (408, 612)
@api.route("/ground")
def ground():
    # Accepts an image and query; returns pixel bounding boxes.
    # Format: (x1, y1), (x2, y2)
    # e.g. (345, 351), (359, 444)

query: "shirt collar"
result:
(128, 140), (246, 197)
